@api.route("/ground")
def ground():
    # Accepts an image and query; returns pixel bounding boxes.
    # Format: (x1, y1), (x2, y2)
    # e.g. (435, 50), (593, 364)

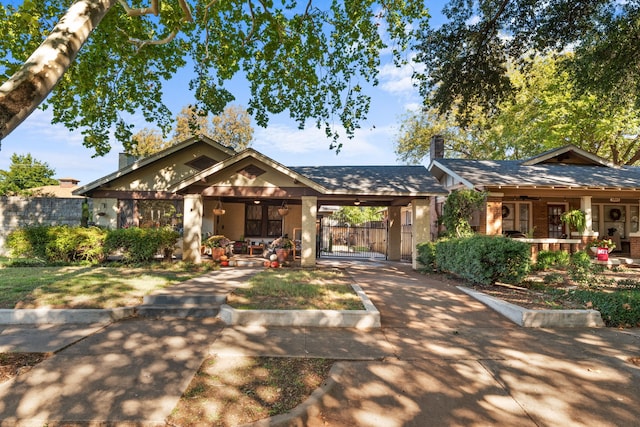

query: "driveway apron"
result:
(262, 260), (640, 427)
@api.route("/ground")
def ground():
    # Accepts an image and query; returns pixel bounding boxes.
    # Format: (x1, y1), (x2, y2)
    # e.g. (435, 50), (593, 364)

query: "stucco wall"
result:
(0, 196), (89, 255)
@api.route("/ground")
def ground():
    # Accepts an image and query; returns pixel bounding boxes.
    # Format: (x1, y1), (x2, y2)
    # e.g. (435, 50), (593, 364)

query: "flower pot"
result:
(596, 247), (609, 261)
(275, 248), (290, 262)
(211, 247), (226, 261)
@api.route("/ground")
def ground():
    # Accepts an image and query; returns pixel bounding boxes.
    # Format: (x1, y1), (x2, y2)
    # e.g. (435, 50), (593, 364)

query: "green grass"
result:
(229, 269), (364, 310)
(0, 261), (212, 309)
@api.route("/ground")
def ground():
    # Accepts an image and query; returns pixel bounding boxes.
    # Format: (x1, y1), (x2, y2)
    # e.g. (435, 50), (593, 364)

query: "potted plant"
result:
(204, 235), (230, 261)
(270, 235), (293, 262)
(588, 238), (616, 261)
(560, 209), (586, 234)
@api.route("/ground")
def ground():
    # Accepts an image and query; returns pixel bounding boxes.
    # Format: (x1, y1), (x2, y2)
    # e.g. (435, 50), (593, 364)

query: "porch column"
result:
(412, 198), (431, 270)
(182, 194), (203, 264)
(387, 206), (402, 261)
(579, 195), (598, 249)
(301, 196), (317, 267)
(580, 196), (594, 234)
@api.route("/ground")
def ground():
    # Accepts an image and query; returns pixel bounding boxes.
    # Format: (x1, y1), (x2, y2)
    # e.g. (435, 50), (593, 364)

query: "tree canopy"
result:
(128, 103), (254, 156)
(330, 206), (383, 227)
(416, 1), (640, 124)
(396, 53), (640, 165)
(0, 153), (58, 195)
(0, 0), (428, 155)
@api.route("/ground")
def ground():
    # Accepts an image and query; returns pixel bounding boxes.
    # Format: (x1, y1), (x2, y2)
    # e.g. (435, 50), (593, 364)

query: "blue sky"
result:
(0, 2), (447, 186)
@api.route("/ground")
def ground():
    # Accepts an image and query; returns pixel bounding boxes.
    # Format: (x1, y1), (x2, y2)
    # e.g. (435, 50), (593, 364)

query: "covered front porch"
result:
(175, 152), (443, 269)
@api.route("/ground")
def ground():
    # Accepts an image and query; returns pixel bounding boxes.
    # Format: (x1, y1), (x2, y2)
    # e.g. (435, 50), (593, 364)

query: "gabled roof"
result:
(521, 144), (618, 168)
(430, 144), (640, 190)
(170, 148), (327, 194)
(431, 159), (640, 189)
(73, 135), (235, 196)
(290, 165), (447, 196)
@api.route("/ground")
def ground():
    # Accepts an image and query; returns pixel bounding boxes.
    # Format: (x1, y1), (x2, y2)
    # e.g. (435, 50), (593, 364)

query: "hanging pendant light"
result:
(213, 199), (226, 216)
(278, 200), (289, 216)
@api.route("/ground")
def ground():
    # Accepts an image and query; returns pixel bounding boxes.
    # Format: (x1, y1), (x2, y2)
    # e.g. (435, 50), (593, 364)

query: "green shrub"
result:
(7, 225), (107, 264)
(535, 250), (570, 271)
(416, 241), (437, 271)
(6, 225), (51, 259)
(434, 235), (531, 285)
(571, 289), (640, 328)
(103, 227), (180, 263)
(567, 251), (602, 285)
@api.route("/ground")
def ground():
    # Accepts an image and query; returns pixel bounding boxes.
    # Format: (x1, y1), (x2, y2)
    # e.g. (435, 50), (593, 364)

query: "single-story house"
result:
(428, 137), (640, 257)
(73, 136), (446, 268)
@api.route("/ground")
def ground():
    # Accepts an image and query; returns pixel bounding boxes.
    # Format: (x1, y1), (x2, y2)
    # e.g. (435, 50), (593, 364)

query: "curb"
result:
(218, 284), (381, 329)
(457, 286), (605, 327)
(0, 307), (136, 325)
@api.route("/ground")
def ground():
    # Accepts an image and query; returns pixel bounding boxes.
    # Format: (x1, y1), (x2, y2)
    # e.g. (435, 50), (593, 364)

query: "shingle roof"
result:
(289, 165), (447, 195)
(434, 159), (640, 188)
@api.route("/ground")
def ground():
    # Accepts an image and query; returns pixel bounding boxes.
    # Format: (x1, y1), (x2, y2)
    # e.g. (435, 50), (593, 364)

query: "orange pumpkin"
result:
(220, 261), (229, 267)
(270, 261), (279, 268)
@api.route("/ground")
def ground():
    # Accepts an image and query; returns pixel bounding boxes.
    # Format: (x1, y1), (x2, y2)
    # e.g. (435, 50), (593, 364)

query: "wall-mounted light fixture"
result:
(354, 199), (361, 206)
(254, 200), (261, 204)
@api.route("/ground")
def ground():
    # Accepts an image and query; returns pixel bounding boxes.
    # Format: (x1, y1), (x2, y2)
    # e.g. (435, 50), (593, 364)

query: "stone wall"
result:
(0, 196), (90, 255)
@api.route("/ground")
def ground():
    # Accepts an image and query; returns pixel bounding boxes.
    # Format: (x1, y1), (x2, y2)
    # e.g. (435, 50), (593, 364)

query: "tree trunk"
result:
(0, 0), (115, 141)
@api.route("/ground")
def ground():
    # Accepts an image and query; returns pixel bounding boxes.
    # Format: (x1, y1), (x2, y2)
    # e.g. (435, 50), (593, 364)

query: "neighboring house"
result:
(73, 135), (446, 268)
(29, 177), (82, 198)
(428, 138), (640, 257)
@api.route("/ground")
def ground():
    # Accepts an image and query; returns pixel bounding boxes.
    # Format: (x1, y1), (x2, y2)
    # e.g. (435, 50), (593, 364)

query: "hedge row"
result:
(417, 235), (531, 285)
(7, 225), (179, 264)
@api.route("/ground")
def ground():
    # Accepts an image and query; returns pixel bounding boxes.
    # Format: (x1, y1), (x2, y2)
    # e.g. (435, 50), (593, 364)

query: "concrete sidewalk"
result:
(0, 261), (638, 426)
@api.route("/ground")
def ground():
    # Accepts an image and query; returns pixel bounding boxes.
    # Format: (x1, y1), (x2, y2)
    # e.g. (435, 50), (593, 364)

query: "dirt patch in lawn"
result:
(0, 353), (49, 384)
(432, 265), (640, 310)
(167, 356), (333, 426)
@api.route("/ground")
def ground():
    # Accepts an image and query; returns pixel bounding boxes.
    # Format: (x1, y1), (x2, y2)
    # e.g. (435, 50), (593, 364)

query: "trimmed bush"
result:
(6, 225), (50, 260)
(7, 225), (107, 263)
(434, 235), (531, 285)
(416, 241), (437, 271)
(103, 227), (179, 263)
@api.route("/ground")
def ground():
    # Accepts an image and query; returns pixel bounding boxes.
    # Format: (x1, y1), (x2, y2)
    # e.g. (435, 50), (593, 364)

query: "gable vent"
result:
(237, 164), (266, 179)
(185, 155), (217, 171)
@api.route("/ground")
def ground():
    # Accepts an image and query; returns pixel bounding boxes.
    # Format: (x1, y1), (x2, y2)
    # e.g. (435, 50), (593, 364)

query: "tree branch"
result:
(0, 0), (116, 142)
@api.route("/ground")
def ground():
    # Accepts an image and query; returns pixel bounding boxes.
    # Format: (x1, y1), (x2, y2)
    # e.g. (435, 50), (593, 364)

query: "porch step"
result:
(234, 257), (268, 267)
(137, 294), (226, 319)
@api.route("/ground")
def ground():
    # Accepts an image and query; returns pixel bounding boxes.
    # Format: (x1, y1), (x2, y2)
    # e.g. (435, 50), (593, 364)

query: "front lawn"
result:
(227, 269), (365, 310)
(0, 261), (213, 309)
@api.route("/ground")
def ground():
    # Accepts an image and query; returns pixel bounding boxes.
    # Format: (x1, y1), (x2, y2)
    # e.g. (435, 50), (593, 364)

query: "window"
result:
(502, 202), (531, 234)
(245, 204), (282, 237)
(548, 204), (565, 238)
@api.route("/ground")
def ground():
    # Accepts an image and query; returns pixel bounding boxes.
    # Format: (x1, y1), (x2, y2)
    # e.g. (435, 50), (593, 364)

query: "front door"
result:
(548, 204), (565, 238)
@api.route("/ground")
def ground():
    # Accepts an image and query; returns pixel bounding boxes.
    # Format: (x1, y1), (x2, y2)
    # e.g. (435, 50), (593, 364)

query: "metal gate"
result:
(319, 218), (387, 259)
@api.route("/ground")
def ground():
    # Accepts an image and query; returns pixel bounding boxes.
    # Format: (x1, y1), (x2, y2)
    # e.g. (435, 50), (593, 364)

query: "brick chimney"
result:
(59, 177), (80, 188)
(430, 134), (444, 162)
